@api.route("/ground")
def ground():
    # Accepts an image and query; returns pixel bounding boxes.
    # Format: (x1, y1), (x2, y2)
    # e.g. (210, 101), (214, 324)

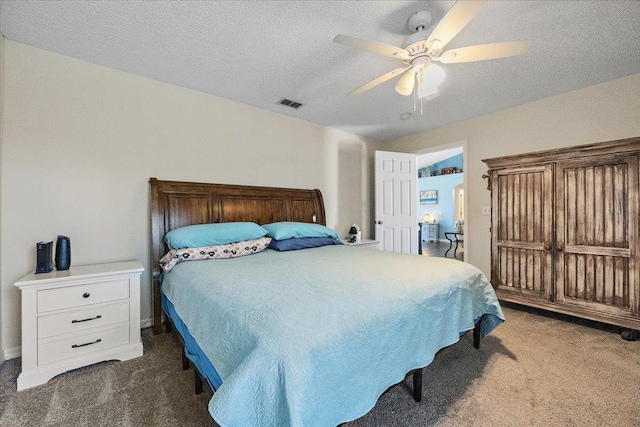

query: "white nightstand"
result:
(342, 239), (380, 250)
(14, 261), (144, 390)
(421, 223), (440, 242)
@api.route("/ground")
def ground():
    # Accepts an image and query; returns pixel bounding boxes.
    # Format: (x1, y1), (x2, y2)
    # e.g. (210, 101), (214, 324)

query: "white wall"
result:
(385, 73), (640, 278)
(0, 40), (381, 354)
(0, 36), (5, 363)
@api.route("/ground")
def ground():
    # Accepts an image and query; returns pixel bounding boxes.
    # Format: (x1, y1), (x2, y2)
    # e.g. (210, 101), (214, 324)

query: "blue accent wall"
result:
(418, 173), (463, 240)
(421, 153), (463, 176)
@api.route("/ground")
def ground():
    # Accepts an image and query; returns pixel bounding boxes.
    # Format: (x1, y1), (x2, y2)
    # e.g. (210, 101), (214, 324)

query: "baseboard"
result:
(4, 346), (21, 360)
(140, 318), (153, 329)
(2, 320), (153, 361)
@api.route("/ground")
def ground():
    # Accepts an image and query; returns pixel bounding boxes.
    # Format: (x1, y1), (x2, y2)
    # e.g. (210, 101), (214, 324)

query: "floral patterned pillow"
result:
(160, 236), (272, 273)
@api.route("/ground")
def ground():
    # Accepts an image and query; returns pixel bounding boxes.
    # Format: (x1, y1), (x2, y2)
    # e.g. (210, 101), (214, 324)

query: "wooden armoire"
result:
(483, 137), (639, 336)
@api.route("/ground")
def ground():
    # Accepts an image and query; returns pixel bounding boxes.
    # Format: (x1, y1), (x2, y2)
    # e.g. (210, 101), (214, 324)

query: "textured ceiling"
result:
(1, 1), (639, 141)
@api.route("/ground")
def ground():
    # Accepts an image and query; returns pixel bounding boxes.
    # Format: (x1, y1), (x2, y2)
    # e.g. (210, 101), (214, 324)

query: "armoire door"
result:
(491, 164), (554, 300)
(555, 155), (639, 317)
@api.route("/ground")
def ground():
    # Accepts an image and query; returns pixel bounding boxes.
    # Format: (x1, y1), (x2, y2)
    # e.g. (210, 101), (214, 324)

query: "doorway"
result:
(415, 142), (466, 261)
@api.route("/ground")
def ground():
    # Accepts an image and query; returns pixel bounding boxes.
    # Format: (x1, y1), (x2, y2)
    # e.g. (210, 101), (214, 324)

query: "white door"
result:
(375, 151), (418, 254)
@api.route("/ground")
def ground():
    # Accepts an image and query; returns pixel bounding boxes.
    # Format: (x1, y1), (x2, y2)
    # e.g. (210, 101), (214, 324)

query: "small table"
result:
(444, 232), (464, 258)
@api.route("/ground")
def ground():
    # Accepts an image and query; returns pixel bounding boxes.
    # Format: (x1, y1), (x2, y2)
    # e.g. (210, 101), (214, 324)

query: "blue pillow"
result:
(263, 222), (341, 241)
(268, 237), (343, 252)
(164, 222), (268, 250)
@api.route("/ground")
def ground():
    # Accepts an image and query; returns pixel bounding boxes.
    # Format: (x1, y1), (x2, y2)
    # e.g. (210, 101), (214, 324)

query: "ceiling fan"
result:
(333, 0), (528, 100)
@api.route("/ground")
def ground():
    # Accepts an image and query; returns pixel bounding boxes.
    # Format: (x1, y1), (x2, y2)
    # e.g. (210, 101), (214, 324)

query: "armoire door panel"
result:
(562, 254), (629, 309)
(497, 247), (550, 296)
(556, 155), (638, 315)
(491, 164), (553, 300)
(496, 172), (547, 244)
(563, 162), (629, 248)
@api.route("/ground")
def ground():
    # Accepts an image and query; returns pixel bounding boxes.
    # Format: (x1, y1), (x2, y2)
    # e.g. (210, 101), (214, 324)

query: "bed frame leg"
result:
(165, 319), (173, 333)
(412, 369), (422, 402)
(182, 350), (190, 371)
(473, 320), (481, 349)
(195, 369), (203, 395)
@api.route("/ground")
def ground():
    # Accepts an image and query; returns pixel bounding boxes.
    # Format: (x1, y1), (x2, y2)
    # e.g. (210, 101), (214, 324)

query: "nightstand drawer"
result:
(38, 302), (130, 339)
(37, 279), (129, 313)
(38, 324), (130, 365)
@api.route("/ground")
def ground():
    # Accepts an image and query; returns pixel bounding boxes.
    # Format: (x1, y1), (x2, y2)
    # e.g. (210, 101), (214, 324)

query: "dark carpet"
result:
(1, 305), (639, 426)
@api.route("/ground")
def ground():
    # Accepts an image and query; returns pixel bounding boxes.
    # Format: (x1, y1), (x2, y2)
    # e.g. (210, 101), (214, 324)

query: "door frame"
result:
(414, 140), (468, 262)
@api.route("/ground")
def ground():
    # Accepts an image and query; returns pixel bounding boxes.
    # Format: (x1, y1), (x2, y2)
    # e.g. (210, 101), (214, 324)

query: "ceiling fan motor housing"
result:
(407, 10), (432, 32)
(402, 11), (435, 55)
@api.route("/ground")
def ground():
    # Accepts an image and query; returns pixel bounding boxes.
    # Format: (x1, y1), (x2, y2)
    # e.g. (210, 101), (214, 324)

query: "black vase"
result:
(55, 235), (71, 270)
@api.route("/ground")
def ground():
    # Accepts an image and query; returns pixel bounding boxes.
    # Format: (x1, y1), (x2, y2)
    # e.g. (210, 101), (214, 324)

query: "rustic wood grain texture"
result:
(490, 164), (552, 299)
(484, 137), (640, 331)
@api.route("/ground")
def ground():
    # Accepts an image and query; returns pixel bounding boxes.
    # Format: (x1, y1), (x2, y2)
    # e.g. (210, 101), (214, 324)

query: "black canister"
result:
(55, 235), (71, 270)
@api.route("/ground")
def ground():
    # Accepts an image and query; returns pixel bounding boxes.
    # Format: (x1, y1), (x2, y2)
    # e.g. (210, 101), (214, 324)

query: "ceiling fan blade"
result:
(334, 35), (410, 60)
(425, 0), (488, 53)
(348, 66), (410, 96)
(438, 41), (529, 63)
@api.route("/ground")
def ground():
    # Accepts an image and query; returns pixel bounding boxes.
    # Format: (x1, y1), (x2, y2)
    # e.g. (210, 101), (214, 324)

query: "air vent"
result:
(278, 98), (303, 109)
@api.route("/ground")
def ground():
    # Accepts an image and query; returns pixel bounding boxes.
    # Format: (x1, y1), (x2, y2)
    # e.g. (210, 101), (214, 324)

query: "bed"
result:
(149, 178), (504, 427)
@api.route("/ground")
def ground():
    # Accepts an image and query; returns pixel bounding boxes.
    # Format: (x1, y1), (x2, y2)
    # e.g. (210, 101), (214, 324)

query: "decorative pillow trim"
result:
(160, 237), (272, 273)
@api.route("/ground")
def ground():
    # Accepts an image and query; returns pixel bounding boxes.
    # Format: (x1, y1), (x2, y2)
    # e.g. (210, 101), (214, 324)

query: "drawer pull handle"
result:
(82, 292), (90, 298)
(72, 339), (102, 349)
(72, 315), (102, 324)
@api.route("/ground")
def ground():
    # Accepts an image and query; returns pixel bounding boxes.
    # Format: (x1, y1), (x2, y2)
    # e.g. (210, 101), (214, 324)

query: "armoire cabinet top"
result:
(482, 136), (640, 169)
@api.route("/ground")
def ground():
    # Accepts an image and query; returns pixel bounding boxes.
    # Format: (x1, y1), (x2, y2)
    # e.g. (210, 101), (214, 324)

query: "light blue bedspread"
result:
(162, 245), (504, 427)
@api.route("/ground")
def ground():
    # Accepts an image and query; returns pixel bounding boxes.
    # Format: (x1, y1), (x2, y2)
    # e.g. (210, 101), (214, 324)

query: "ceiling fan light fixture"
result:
(419, 87), (440, 101)
(395, 71), (415, 96)
(423, 64), (445, 87)
(416, 64), (445, 99)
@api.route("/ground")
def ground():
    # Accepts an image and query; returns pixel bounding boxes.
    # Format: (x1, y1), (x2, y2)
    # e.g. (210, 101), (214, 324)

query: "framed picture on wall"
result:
(420, 190), (438, 204)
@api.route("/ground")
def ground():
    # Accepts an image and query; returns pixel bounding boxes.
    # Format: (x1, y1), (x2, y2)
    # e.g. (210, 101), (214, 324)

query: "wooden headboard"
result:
(149, 178), (326, 334)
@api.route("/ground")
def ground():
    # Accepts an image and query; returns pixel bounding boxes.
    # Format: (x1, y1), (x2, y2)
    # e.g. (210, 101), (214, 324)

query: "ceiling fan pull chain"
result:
(419, 69), (424, 114)
(413, 79), (417, 112)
